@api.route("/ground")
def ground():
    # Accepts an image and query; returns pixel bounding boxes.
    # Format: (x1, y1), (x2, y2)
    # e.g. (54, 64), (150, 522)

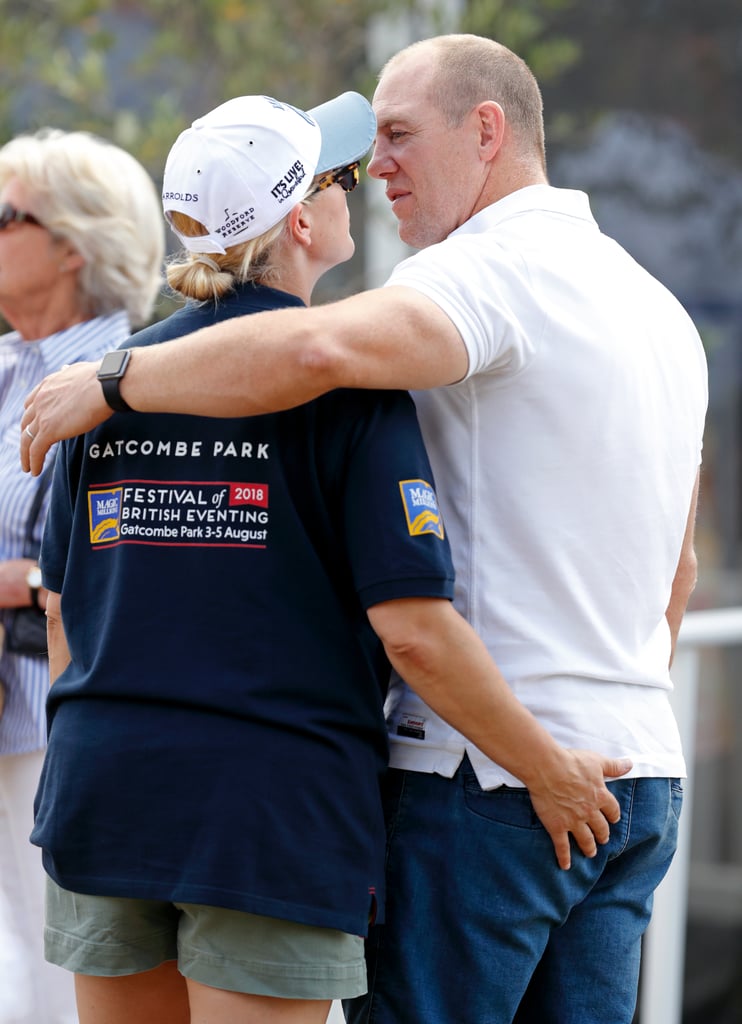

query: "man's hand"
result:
(526, 749), (632, 870)
(367, 597), (632, 871)
(20, 360), (111, 475)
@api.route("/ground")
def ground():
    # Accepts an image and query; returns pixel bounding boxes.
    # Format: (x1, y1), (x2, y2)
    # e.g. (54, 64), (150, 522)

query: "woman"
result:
(33, 92), (455, 1024)
(0, 128), (164, 1024)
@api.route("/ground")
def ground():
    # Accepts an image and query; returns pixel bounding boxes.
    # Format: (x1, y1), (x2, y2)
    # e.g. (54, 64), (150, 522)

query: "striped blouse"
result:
(0, 312), (130, 754)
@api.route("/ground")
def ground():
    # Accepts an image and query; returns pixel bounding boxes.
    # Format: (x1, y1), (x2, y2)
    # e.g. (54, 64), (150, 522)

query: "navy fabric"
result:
(33, 282), (454, 936)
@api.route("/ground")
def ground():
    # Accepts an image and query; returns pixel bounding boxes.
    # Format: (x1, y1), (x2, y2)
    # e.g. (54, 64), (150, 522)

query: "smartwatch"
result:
(27, 564), (43, 610)
(97, 349), (133, 413)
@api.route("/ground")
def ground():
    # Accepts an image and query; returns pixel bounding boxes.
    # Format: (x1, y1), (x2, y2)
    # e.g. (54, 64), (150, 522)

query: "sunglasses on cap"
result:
(313, 162), (360, 194)
(0, 202), (44, 231)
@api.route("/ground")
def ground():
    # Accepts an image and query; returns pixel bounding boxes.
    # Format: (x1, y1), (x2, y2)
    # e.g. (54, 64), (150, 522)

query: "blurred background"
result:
(1, 1), (740, 1020)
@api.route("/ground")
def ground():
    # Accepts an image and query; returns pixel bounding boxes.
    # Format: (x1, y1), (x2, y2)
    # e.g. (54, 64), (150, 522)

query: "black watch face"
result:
(98, 350), (129, 379)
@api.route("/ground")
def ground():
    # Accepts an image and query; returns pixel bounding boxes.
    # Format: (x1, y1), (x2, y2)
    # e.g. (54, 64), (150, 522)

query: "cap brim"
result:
(308, 91), (376, 175)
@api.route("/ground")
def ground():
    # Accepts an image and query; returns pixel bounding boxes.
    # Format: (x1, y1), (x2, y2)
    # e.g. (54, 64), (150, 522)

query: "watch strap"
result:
(100, 374), (133, 413)
(97, 349), (133, 413)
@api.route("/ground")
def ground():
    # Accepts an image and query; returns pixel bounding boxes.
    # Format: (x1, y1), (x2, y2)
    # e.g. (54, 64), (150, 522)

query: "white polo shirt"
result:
(383, 185), (708, 788)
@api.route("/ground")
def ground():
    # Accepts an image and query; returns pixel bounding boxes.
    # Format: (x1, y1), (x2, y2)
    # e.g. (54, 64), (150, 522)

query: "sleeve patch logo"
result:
(399, 479), (445, 539)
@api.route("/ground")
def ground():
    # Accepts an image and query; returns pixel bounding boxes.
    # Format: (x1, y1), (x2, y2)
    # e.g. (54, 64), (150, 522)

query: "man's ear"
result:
(287, 200), (313, 249)
(475, 100), (506, 159)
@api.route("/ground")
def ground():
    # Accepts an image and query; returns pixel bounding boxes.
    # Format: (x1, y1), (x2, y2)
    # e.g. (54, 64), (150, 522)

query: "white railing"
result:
(639, 606), (742, 1024)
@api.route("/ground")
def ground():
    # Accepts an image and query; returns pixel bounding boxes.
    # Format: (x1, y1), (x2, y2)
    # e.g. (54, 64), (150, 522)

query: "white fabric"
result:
(0, 751), (76, 1024)
(383, 185), (708, 789)
(162, 92), (375, 253)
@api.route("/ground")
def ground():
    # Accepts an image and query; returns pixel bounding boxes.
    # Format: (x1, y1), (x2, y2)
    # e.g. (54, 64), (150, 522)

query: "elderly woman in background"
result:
(0, 128), (164, 1024)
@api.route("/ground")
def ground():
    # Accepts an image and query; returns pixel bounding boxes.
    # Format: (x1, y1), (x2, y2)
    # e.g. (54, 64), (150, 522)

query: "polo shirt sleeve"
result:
(385, 237), (537, 381)
(328, 389), (455, 610)
(40, 439), (77, 594)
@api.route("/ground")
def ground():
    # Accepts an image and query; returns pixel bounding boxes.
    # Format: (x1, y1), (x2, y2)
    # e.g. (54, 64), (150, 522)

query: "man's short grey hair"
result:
(382, 34), (546, 170)
(0, 129), (164, 326)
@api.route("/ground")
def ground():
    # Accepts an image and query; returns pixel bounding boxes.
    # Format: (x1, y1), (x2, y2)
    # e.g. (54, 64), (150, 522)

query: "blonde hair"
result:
(383, 34), (546, 171)
(164, 211), (291, 302)
(0, 129), (164, 325)
(165, 179), (326, 302)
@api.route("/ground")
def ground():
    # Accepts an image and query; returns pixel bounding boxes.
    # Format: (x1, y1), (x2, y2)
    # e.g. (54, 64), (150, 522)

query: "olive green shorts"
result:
(44, 878), (366, 999)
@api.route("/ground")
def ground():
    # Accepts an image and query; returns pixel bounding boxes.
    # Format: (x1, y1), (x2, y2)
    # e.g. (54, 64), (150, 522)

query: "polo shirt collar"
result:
(451, 184), (596, 238)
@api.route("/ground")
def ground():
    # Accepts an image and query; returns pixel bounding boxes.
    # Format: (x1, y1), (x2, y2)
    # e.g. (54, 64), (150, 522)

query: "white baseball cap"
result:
(162, 91), (376, 254)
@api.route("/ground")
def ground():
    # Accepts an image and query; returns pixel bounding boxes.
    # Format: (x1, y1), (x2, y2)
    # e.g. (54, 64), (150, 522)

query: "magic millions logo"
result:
(399, 479), (444, 540)
(88, 487), (123, 543)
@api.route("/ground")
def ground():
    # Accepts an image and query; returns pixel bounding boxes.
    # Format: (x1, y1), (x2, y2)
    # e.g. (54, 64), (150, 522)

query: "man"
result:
(22, 34), (706, 1024)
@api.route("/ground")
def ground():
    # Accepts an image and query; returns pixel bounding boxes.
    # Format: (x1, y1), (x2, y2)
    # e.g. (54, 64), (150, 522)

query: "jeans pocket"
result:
(670, 778), (684, 822)
(462, 775), (542, 830)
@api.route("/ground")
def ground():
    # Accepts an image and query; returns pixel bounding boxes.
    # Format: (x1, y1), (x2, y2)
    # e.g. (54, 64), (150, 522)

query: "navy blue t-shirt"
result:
(33, 282), (454, 935)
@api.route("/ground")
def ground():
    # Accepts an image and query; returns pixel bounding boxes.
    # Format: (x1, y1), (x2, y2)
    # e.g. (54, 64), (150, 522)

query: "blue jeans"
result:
(345, 758), (682, 1024)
